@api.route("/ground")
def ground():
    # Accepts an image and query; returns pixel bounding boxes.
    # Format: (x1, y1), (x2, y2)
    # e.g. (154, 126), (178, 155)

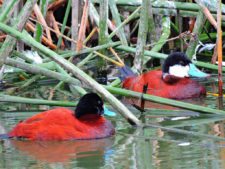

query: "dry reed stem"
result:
(33, 3), (53, 43)
(211, 42), (218, 64)
(217, 0), (223, 97)
(47, 11), (65, 48)
(202, 6), (217, 29)
(26, 21), (57, 49)
(29, 18), (123, 67)
(77, 0), (89, 52)
(48, 0), (67, 11)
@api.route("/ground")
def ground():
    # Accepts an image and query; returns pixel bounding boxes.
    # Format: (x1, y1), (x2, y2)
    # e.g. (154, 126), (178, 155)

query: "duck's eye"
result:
(179, 61), (185, 66)
(97, 100), (102, 105)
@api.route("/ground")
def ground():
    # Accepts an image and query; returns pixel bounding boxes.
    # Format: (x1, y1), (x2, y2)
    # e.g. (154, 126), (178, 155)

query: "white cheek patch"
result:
(169, 65), (190, 78)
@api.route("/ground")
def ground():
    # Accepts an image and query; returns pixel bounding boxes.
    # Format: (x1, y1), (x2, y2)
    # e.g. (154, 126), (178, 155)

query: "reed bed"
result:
(0, 0), (224, 127)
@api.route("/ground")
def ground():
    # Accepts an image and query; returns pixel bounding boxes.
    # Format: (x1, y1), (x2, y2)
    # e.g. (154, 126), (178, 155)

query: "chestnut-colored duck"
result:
(122, 52), (209, 99)
(8, 93), (115, 141)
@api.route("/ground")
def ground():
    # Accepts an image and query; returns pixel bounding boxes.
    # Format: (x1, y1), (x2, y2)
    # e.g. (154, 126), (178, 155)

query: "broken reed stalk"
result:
(0, 22), (141, 126)
(217, 0), (223, 97)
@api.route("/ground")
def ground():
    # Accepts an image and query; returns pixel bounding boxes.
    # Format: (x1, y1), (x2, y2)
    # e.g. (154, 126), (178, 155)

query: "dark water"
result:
(0, 76), (225, 169)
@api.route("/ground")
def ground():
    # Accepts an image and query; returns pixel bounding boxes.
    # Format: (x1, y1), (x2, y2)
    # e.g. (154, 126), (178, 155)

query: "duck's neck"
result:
(77, 114), (102, 121)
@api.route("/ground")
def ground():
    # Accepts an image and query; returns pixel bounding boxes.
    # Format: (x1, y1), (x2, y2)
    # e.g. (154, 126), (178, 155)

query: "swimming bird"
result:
(8, 93), (115, 141)
(122, 52), (209, 99)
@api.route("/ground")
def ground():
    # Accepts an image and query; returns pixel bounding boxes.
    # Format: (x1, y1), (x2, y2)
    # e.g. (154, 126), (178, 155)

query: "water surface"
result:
(0, 76), (225, 169)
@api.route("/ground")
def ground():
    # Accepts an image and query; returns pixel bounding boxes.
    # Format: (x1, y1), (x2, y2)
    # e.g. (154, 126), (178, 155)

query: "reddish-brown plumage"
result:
(9, 108), (115, 141)
(122, 70), (206, 99)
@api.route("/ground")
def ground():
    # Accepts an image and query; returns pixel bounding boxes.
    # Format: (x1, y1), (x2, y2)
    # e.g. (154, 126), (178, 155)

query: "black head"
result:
(75, 93), (104, 118)
(162, 52), (191, 74)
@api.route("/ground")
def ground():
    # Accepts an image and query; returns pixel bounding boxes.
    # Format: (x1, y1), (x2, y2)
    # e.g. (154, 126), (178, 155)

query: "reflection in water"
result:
(1, 119), (225, 169)
(10, 137), (115, 165)
(122, 96), (208, 111)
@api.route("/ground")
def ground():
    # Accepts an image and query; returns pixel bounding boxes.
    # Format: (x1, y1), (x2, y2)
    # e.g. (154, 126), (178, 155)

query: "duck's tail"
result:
(118, 65), (136, 81)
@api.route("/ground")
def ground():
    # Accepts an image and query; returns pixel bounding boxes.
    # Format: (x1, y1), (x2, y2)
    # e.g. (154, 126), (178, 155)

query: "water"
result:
(0, 77), (225, 169)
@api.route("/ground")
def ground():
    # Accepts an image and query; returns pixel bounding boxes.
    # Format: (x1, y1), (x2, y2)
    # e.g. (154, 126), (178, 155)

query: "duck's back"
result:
(9, 108), (115, 141)
(123, 70), (206, 99)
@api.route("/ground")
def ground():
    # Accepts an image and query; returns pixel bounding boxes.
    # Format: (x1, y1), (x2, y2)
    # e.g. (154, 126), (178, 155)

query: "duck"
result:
(122, 52), (209, 99)
(8, 93), (115, 141)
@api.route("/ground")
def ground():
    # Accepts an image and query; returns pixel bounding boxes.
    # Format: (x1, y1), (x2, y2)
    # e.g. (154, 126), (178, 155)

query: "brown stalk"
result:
(0, 34), (6, 41)
(217, 0), (223, 97)
(26, 22), (57, 50)
(47, 11), (65, 48)
(201, 5), (218, 65)
(29, 18), (123, 67)
(201, 6), (217, 29)
(30, 17), (75, 44)
(33, 3), (53, 43)
(76, 0), (89, 52)
(48, 0), (67, 11)
(211, 42), (218, 64)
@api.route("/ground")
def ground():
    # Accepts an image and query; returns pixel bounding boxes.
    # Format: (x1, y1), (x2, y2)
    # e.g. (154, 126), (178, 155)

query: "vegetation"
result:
(0, 0), (224, 126)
